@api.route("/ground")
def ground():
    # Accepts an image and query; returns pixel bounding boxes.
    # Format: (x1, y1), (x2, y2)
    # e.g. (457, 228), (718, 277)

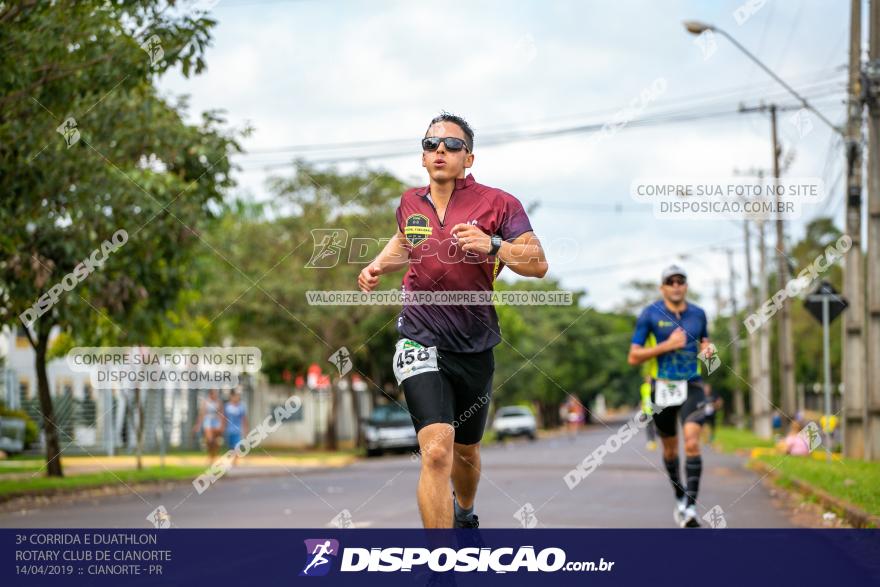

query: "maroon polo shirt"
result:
(394, 173), (534, 353)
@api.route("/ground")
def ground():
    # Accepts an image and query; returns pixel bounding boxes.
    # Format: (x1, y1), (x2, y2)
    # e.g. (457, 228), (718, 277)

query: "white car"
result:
(492, 406), (537, 441)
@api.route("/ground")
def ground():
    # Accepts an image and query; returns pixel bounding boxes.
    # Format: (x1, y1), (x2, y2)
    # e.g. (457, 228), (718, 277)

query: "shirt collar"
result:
(418, 173), (475, 197)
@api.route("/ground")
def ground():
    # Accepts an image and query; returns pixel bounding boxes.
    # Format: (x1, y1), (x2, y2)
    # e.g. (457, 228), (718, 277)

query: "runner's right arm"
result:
(627, 307), (686, 366)
(358, 229), (410, 292)
(628, 338), (681, 365)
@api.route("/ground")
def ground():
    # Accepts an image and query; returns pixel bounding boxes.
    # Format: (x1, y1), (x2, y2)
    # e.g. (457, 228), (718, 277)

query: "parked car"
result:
(492, 406), (537, 441)
(362, 403), (418, 457)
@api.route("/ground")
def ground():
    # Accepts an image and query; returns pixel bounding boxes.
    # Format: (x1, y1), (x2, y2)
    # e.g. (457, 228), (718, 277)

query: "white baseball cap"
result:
(661, 265), (688, 283)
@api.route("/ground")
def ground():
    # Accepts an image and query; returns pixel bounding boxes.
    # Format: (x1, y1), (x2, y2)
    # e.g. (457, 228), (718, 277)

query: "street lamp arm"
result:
(685, 22), (844, 136)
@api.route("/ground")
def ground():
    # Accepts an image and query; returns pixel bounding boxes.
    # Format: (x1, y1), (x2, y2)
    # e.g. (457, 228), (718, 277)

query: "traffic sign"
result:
(804, 281), (847, 324)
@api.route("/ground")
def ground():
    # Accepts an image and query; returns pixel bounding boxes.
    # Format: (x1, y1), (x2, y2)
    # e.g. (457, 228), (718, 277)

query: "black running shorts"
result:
(651, 380), (706, 438)
(400, 346), (494, 446)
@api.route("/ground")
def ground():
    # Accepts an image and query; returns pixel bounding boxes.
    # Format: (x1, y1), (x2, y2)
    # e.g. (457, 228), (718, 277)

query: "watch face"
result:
(490, 235), (502, 254)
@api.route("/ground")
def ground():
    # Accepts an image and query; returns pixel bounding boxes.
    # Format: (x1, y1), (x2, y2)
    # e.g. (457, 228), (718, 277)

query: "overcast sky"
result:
(159, 0), (852, 315)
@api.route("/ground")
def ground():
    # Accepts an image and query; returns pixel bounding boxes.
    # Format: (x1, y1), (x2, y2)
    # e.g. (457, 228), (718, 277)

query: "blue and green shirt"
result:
(631, 300), (708, 381)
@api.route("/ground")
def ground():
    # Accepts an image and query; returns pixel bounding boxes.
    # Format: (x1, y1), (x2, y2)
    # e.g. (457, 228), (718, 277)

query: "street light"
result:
(683, 20), (711, 35)
(682, 20), (843, 135)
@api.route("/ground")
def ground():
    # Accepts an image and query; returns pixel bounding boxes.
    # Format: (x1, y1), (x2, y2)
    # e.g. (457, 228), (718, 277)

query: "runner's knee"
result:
(453, 442), (479, 465)
(419, 425), (454, 471)
(421, 443), (452, 472)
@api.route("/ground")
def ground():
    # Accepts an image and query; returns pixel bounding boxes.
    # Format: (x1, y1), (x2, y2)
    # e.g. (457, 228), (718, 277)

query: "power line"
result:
(560, 238), (745, 277)
(237, 93), (846, 167)
(240, 74), (846, 158)
(477, 66), (844, 132)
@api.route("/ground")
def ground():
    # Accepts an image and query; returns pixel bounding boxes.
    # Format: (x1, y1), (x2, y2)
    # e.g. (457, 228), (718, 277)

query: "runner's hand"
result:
(665, 327), (687, 350)
(451, 223), (491, 254)
(358, 263), (381, 292)
(699, 340), (715, 358)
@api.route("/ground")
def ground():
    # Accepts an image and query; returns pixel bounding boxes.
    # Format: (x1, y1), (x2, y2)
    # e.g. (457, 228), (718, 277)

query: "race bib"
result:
(392, 339), (439, 385)
(654, 379), (688, 408)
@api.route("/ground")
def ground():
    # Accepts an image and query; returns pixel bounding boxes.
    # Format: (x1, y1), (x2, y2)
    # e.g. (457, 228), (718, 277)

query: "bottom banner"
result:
(4, 529), (879, 586)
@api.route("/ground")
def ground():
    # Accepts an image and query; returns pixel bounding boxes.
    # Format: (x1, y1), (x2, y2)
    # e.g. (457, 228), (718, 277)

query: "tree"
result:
(0, 1), (240, 476)
(195, 162), (405, 447)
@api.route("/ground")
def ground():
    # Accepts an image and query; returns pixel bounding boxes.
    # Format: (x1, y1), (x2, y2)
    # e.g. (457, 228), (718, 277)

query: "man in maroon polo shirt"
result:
(357, 112), (548, 528)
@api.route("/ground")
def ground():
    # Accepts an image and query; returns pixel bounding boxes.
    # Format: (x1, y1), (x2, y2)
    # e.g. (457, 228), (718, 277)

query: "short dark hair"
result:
(426, 111), (474, 151)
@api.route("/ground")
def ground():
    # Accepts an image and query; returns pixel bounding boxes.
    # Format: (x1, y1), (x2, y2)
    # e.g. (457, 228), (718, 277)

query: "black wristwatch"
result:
(489, 235), (503, 256)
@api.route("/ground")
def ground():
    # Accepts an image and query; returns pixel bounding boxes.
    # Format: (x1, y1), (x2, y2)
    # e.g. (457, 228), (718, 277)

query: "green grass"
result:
(0, 463), (45, 476)
(713, 426), (776, 453)
(0, 466), (206, 501)
(754, 454), (880, 518)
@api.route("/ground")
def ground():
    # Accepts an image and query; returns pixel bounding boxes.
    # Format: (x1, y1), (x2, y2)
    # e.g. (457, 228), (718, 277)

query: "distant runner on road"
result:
(358, 112), (548, 528)
(627, 265), (713, 528)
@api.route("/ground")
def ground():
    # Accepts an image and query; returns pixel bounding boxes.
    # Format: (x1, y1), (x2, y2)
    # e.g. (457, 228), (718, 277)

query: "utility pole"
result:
(738, 107), (799, 424)
(743, 218), (761, 432)
(866, 0), (880, 461)
(756, 218), (773, 438)
(769, 104), (798, 421)
(725, 248), (746, 429)
(715, 280), (724, 324)
(843, 0), (867, 459)
(734, 167), (772, 437)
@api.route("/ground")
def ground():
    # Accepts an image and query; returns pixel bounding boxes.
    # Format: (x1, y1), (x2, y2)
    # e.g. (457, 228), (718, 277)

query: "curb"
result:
(749, 459), (880, 529)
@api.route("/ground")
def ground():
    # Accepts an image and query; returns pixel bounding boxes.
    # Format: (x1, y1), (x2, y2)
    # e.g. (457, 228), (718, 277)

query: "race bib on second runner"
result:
(654, 379), (688, 408)
(392, 339), (439, 385)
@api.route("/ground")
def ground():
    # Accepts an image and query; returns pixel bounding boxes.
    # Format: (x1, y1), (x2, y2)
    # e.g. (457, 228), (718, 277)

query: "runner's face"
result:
(660, 277), (687, 303)
(422, 122), (473, 181)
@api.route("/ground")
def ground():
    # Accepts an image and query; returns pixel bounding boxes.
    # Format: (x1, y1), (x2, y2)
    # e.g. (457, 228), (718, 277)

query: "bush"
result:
(0, 402), (39, 448)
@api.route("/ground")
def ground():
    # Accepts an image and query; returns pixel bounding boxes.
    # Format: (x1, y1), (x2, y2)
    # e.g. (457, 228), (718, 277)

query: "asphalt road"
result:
(1, 419), (795, 529)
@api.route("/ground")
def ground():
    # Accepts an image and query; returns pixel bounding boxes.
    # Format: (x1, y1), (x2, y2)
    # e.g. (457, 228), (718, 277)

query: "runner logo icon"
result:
(300, 538), (340, 576)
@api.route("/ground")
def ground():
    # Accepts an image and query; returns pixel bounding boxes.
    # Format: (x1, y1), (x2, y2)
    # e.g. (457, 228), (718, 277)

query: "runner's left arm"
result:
(496, 230), (548, 278)
(698, 310), (712, 356)
(451, 224), (548, 278)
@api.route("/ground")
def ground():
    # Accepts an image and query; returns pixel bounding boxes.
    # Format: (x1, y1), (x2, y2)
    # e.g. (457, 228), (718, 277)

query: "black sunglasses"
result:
(664, 277), (687, 286)
(422, 136), (470, 152)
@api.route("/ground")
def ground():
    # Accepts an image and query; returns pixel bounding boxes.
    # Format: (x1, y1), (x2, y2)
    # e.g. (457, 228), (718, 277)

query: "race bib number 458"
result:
(393, 339), (439, 385)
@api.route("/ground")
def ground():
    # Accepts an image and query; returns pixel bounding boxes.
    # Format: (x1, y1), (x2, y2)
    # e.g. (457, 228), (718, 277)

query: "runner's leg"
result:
(660, 435), (684, 499)
(402, 365), (457, 528)
(680, 382), (706, 507)
(683, 422), (702, 506)
(451, 442), (480, 510)
(448, 348), (493, 525)
(416, 423), (455, 528)
(652, 390), (685, 500)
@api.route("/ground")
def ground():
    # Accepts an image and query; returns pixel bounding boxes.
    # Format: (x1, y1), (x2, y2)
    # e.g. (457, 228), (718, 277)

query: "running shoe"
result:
(673, 496), (687, 526)
(454, 513), (480, 528)
(681, 505), (700, 528)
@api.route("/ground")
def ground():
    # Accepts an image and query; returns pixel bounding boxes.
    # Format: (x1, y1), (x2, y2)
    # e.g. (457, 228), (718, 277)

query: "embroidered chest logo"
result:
(405, 213), (432, 245)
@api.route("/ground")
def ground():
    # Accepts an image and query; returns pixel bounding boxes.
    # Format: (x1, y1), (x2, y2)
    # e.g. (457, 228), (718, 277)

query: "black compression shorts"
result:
(400, 346), (494, 446)
(651, 380), (706, 437)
